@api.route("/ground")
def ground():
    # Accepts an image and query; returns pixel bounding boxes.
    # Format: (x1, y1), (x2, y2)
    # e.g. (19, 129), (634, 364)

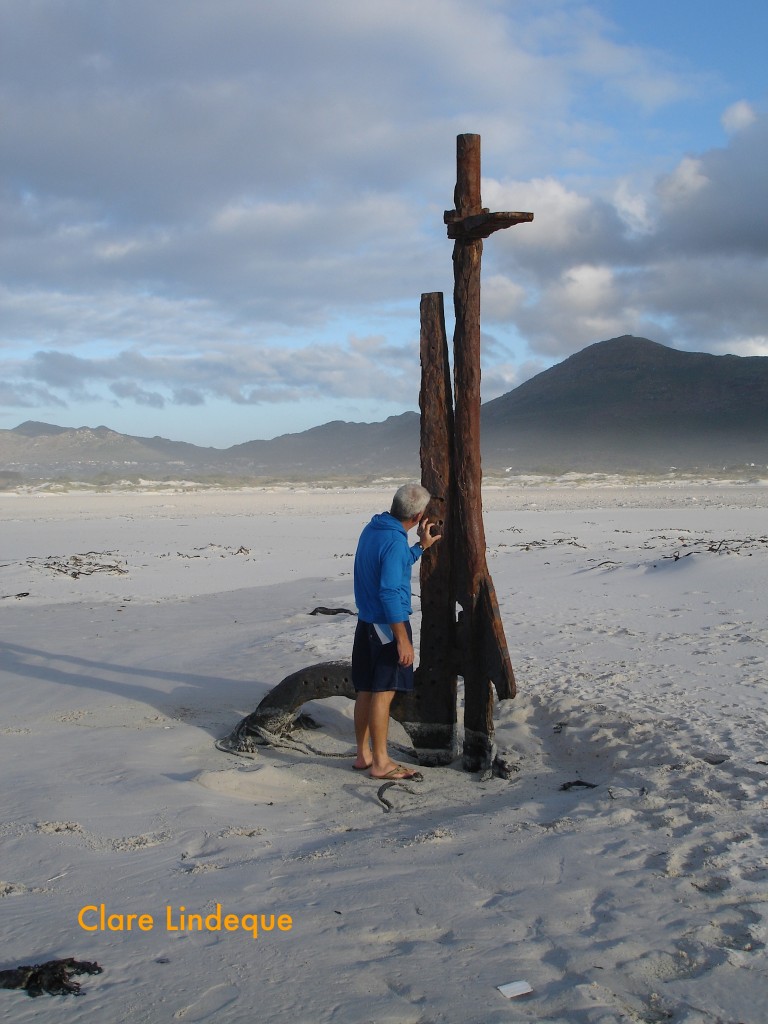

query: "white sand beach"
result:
(2, 480), (767, 1023)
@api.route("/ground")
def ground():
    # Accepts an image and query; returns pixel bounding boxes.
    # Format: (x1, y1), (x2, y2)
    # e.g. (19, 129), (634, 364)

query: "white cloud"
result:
(482, 177), (592, 251)
(709, 335), (768, 357)
(110, 381), (165, 408)
(483, 275), (527, 321)
(560, 264), (615, 311)
(657, 156), (710, 208)
(0, 381), (66, 408)
(13, 329), (420, 413)
(721, 100), (758, 134)
(612, 179), (654, 235)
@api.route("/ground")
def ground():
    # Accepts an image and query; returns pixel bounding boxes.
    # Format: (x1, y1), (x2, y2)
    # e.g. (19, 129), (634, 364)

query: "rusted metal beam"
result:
(220, 661), (356, 748)
(216, 659), (439, 756)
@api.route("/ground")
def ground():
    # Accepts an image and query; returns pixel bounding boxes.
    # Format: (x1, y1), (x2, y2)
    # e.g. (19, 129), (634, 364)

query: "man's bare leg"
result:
(354, 690), (418, 778)
(368, 690), (407, 778)
(353, 691), (373, 769)
(354, 690), (397, 774)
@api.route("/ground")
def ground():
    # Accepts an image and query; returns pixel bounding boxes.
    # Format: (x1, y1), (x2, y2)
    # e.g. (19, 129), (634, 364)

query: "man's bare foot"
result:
(352, 760), (372, 771)
(370, 764), (421, 780)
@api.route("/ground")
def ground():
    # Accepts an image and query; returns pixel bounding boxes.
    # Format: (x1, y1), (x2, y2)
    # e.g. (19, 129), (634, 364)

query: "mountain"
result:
(11, 420), (71, 438)
(1, 337), (767, 483)
(0, 415), (421, 483)
(483, 336), (768, 432)
(226, 413), (419, 477)
(481, 335), (768, 471)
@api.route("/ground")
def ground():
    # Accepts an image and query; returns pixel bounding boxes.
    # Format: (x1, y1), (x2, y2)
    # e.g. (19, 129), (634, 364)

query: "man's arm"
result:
(384, 519), (441, 666)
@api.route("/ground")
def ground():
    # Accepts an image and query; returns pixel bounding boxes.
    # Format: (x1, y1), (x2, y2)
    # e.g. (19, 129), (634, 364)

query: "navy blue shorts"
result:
(351, 620), (414, 693)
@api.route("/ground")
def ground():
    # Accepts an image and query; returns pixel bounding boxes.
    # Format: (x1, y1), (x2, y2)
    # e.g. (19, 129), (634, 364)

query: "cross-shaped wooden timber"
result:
(417, 133), (533, 774)
(220, 133), (534, 779)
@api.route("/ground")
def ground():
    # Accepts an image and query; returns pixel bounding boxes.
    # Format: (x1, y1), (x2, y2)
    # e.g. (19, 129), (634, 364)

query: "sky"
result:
(2, 0), (767, 448)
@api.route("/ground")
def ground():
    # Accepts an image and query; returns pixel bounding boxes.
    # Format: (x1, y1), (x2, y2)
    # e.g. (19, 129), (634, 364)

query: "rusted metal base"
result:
(219, 661), (355, 749)
(218, 659), (456, 765)
(462, 725), (497, 776)
(399, 725), (457, 766)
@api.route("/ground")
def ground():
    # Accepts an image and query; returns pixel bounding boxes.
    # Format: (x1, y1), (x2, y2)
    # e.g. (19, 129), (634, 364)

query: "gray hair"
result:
(390, 483), (431, 521)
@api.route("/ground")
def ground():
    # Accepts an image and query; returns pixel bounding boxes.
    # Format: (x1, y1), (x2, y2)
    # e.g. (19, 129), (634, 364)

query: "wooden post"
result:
(451, 135), (486, 607)
(401, 292), (457, 764)
(444, 133), (532, 772)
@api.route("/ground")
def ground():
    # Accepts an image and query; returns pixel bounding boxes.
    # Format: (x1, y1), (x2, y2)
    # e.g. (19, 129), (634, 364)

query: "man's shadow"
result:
(1, 640), (270, 739)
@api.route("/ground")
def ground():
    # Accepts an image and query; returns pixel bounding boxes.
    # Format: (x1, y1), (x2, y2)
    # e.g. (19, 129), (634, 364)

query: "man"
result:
(351, 483), (441, 779)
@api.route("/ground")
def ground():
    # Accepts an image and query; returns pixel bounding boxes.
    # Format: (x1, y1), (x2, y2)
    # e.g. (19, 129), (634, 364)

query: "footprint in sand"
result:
(173, 983), (240, 1020)
(36, 820), (83, 833)
(1, 878), (51, 896)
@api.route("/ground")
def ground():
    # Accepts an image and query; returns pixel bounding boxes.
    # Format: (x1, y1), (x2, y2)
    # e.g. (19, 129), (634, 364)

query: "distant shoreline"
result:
(3, 476), (768, 518)
(2, 468), (768, 497)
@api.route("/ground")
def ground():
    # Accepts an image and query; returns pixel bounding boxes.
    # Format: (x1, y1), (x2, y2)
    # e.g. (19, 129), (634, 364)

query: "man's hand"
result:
(391, 622), (414, 666)
(396, 636), (415, 667)
(417, 516), (442, 551)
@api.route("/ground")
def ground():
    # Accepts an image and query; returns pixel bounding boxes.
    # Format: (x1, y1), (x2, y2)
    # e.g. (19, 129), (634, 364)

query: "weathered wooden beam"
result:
(445, 210), (534, 241)
(449, 133), (518, 773)
(453, 133), (483, 217)
(399, 291), (457, 764)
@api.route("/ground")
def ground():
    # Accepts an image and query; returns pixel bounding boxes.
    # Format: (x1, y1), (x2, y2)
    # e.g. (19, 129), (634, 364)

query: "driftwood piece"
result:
(0, 958), (103, 998)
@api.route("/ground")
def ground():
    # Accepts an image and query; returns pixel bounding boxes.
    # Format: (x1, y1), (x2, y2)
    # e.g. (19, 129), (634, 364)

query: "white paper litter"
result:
(497, 980), (533, 999)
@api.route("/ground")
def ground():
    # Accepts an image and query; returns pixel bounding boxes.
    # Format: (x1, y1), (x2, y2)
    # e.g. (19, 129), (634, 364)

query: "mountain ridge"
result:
(3, 336), (767, 481)
(483, 335), (768, 430)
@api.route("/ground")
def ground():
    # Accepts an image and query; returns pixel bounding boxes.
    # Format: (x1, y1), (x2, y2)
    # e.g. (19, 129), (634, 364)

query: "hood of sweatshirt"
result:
(367, 512), (406, 534)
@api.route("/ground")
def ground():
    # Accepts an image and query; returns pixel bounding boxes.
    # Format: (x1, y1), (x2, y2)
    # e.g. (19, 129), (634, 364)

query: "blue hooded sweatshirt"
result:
(354, 512), (422, 627)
